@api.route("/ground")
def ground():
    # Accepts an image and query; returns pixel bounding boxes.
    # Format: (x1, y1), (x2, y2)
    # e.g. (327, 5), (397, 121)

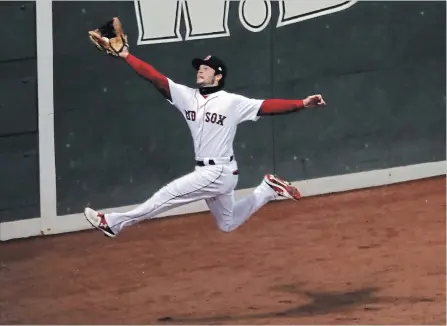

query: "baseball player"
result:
(84, 39), (326, 238)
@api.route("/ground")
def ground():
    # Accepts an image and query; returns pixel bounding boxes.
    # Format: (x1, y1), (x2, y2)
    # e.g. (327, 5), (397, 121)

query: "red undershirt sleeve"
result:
(124, 54), (171, 101)
(258, 99), (305, 115)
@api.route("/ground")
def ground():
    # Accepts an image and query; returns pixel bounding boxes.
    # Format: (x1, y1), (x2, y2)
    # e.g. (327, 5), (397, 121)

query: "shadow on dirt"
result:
(157, 286), (434, 324)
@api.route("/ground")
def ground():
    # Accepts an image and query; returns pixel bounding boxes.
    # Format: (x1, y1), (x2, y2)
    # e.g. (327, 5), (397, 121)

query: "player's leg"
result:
(207, 174), (301, 232)
(84, 166), (226, 237)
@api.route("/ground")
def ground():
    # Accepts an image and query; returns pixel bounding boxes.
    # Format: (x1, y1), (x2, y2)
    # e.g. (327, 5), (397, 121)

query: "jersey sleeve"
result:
(166, 78), (196, 111)
(233, 94), (264, 123)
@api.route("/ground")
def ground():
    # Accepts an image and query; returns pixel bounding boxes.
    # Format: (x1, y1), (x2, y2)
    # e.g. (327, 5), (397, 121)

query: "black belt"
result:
(196, 155), (234, 166)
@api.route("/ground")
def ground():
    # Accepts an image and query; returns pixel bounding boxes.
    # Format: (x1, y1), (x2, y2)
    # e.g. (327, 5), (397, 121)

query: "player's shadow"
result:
(157, 285), (434, 324)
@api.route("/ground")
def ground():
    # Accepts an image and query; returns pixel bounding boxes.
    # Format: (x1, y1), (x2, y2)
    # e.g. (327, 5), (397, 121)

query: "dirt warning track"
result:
(0, 176), (445, 324)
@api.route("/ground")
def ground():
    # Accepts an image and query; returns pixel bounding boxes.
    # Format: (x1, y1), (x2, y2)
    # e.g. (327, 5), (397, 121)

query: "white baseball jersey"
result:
(103, 78), (278, 235)
(166, 78), (264, 160)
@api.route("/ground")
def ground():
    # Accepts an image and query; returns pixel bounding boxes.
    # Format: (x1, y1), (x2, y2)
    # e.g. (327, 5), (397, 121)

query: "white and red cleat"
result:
(84, 207), (116, 238)
(264, 174), (302, 201)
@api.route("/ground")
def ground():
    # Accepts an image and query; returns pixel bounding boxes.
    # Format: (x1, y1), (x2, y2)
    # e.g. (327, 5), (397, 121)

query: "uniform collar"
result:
(198, 85), (222, 96)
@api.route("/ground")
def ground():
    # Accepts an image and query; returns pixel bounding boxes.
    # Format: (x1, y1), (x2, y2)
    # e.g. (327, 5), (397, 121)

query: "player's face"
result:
(196, 65), (221, 87)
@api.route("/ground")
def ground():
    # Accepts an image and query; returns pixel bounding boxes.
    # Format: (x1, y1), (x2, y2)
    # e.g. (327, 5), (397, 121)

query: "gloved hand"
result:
(88, 17), (129, 57)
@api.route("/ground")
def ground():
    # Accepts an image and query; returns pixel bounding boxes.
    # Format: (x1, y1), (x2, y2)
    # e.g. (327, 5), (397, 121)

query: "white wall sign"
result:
(134, 0), (357, 45)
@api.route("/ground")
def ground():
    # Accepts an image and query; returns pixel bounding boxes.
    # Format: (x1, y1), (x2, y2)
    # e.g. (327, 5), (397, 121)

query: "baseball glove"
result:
(88, 17), (129, 56)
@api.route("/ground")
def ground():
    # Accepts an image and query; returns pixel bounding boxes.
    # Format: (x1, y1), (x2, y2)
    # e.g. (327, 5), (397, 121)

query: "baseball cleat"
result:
(84, 207), (116, 238)
(264, 174), (302, 201)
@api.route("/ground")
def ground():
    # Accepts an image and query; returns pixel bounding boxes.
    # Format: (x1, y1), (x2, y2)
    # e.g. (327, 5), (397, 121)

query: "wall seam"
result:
(269, 1), (277, 174)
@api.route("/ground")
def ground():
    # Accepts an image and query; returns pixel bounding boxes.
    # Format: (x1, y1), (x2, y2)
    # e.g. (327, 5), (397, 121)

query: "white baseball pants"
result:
(104, 160), (277, 235)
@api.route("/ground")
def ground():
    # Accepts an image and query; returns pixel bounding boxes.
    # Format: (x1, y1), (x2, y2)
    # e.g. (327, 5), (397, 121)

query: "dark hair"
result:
(216, 72), (225, 88)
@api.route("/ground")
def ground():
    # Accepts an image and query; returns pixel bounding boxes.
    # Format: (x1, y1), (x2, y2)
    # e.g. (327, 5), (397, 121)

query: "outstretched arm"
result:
(258, 95), (326, 116)
(88, 31), (171, 100)
(235, 94), (326, 123)
(120, 51), (171, 101)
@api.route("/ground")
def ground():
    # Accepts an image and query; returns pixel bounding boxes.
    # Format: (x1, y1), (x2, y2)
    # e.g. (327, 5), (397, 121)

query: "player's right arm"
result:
(121, 52), (194, 111)
(122, 52), (172, 101)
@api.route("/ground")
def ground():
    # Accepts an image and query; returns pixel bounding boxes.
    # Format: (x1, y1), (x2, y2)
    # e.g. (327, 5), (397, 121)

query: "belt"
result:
(196, 155), (234, 166)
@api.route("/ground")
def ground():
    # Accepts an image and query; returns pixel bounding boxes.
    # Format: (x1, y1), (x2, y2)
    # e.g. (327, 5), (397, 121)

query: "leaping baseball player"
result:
(85, 20), (326, 238)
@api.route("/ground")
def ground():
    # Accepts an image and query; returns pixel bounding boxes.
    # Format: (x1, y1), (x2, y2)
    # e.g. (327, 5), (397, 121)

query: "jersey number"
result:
(185, 110), (196, 121)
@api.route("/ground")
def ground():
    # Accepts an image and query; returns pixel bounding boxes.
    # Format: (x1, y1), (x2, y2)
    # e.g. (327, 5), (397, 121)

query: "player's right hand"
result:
(89, 31), (129, 59)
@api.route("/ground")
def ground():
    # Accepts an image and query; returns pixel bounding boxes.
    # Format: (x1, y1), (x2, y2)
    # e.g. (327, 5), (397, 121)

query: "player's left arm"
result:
(235, 94), (326, 123)
(257, 94), (326, 116)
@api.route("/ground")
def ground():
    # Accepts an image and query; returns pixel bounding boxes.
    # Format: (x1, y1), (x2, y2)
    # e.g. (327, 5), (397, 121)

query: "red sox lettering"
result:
(184, 110), (226, 126)
(205, 112), (226, 126)
(184, 110), (196, 121)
